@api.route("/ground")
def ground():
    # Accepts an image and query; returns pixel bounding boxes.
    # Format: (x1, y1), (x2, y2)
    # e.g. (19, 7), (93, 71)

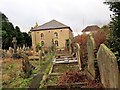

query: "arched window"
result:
(41, 41), (44, 46)
(54, 32), (58, 38)
(41, 33), (44, 39)
(55, 40), (58, 46)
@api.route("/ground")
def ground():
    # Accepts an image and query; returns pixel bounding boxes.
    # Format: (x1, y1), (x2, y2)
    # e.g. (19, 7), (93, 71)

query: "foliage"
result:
(58, 71), (86, 85)
(65, 39), (70, 47)
(104, 2), (120, 70)
(94, 25), (109, 49)
(76, 33), (88, 69)
(22, 32), (32, 47)
(1, 12), (32, 49)
(37, 42), (42, 50)
(73, 29), (109, 69)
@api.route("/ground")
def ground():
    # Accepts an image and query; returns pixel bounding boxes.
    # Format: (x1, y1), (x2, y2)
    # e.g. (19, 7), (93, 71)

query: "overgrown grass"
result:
(2, 53), (55, 88)
(39, 53), (54, 88)
(52, 63), (79, 73)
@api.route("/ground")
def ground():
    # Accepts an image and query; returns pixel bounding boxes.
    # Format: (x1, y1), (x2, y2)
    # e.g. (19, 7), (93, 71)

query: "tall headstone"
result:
(12, 37), (17, 53)
(75, 43), (82, 70)
(97, 44), (119, 88)
(9, 47), (13, 54)
(87, 33), (96, 80)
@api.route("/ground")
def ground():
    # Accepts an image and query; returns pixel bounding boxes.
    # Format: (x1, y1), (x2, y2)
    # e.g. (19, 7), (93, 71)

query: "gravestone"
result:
(6, 50), (11, 58)
(23, 44), (25, 50)
(22, 54), (35, 78)
(17, 47), (20, 52)
(75, 43), (82, 70)
(97, 44), (119, 88)
(87, 33), (96, 80)
(0, 49), (3, 58)
(6, 47), (13, 58)
(12, 37), (17, 53)
(39, 50), (42, 65)
(3, 50), (7, 58)
(9, 47), (13, 54)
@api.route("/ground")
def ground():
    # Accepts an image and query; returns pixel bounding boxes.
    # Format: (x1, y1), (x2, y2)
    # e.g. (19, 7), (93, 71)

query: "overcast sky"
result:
(0, 0), (112, 36)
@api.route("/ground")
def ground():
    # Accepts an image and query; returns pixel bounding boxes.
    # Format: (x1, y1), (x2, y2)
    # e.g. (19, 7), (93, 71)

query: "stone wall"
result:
(97, 44), (119, 88)
(31, 28), (73, 50)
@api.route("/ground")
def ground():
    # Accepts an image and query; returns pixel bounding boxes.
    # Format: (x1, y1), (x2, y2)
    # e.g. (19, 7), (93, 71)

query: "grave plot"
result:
(43, 57), (102, 89)
(53, 55), (78, 64)
(44, 63), (88, 88)
(52, 63), (79, 73)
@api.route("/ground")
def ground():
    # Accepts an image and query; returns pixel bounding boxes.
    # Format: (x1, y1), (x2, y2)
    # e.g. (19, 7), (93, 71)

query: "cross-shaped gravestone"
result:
(12, 37), (17, 53)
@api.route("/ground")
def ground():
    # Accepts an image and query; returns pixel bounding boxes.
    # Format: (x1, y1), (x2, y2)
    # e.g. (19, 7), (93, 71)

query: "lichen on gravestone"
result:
(97, 44), (119, 88)
(87, 33), (96, 80)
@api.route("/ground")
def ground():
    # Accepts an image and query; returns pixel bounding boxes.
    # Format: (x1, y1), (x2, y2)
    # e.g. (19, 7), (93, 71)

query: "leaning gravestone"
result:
(87, 33), (96, 80)
(97, 44), (119, 88)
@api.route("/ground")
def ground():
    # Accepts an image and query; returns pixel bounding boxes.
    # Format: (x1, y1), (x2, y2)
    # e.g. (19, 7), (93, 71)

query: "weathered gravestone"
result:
(2, 50), (7, 58)
(97, 44), (119, 88)
(9, 47), (13, 54)
(22, 54), (35, 78)
(0, 49), (3, 58)
(12, 37), (17, 54)
(39, 50), (42, 65)
(75, 43), (82, 70)
(12, 38), (22, 59)
(87, 33), (96, 80)
(7, 47), (13, 58)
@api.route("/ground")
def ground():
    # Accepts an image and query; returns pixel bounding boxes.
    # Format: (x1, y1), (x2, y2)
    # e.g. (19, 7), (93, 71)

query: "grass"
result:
(2, 53), (55, 88)
(2, 58), (23, 88)
(2, 58), (34, 88)
(47, 76), (60, 85)
(39, 53), (54, 88)
(52, 63), (79, 73)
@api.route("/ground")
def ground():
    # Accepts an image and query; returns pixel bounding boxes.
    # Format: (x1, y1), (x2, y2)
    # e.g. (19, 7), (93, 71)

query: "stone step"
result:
(54, 60), (78, 64)
(46, 82), (89, 89)
(56, 58), (77, 61)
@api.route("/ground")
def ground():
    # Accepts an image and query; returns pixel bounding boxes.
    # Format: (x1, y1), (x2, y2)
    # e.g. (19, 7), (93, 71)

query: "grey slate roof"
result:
(31, 19), (72, 31)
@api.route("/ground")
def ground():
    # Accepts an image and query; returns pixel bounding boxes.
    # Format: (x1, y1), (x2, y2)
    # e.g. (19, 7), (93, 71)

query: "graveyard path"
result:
(28, 59), (51, 90)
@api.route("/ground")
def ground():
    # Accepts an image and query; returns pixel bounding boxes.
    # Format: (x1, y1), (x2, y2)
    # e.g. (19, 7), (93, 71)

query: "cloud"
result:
(0, 0), (111, 36)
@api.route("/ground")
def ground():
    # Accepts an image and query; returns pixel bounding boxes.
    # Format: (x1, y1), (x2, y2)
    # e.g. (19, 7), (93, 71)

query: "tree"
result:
(104, 2), (120, 70)
(22, 32), (32, 47)
(1, 12), (32, 49)
(14, 26), (24, 47)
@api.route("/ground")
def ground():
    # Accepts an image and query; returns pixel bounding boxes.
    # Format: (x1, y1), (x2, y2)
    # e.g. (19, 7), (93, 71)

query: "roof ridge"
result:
(32, 19), (69, 30)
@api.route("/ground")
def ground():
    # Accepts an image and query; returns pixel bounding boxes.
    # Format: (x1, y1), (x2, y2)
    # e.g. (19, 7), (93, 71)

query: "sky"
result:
(0, 0), (112, 36)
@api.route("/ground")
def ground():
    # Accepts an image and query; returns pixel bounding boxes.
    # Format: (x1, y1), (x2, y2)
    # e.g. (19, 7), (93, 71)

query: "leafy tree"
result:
(104, 2), (120, 70)
(1, 12), (32, 49)
(2, 21), (15, 49)
(22, 32), (32, 47)
(14, 26), (24, 47)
